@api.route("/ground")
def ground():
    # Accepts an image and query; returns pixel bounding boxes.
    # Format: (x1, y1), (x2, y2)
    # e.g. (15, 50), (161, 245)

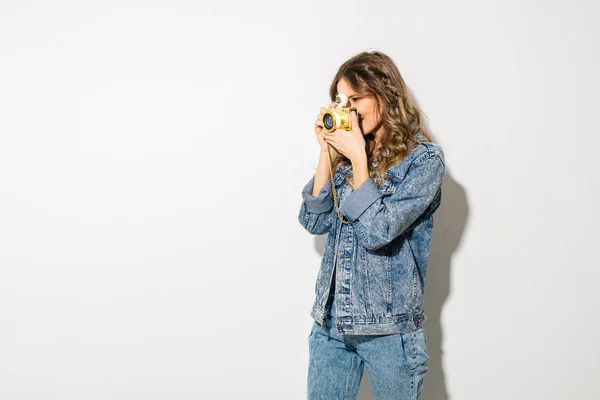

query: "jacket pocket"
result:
(362, 246), (393, 318)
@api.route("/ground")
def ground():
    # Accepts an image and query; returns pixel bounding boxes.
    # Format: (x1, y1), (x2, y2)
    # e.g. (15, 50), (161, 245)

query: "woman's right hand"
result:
(315, 102), (338, 156)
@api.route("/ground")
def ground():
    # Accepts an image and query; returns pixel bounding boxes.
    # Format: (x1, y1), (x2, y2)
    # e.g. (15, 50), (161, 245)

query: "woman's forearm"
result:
(351, 154), (369, 189)
(312, 151), (333, 196)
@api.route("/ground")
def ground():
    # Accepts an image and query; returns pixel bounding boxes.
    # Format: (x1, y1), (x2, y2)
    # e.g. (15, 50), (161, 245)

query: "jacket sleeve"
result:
(298, 174), (336, 235)
(339, 152), (445, 250)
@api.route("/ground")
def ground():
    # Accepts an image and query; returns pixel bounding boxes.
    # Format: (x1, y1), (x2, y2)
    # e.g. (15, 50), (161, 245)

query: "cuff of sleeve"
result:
(302, 175), (334, 214)
(340, 178), (382, 222)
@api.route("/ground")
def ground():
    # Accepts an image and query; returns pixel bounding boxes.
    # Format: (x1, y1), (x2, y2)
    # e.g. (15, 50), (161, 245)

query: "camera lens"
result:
(323, 113), (334, 131)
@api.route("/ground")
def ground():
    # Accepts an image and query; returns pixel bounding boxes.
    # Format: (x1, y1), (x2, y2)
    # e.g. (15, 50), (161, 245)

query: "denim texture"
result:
(298, 137), (445, 336)
(307, 287), (429, 399)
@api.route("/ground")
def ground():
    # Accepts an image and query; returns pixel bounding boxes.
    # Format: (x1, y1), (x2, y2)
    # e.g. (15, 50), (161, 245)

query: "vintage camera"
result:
(322, 94), (358, 133)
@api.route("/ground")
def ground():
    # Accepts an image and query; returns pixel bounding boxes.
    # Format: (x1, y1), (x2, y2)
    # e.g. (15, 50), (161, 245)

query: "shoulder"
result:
(386, 141), (445, 182)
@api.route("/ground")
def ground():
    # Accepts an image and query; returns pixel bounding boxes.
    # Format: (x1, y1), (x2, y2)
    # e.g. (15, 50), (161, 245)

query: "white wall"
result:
(1, 1), (598, 399)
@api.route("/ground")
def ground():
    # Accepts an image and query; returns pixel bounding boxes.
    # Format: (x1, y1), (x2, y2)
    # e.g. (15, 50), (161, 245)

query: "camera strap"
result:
(326, 143), (349, 225)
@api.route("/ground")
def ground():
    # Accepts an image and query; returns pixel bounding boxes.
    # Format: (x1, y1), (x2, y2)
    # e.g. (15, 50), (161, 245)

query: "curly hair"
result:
(328, 50), (433, 187)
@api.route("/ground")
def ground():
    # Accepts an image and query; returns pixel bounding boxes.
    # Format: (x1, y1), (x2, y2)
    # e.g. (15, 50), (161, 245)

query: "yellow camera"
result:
(322, 94), (358, 133)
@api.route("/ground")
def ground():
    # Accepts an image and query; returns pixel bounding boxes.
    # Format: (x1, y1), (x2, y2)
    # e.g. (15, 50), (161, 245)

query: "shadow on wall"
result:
(311, 153), (469, 400)
(419, 168), (468, 400)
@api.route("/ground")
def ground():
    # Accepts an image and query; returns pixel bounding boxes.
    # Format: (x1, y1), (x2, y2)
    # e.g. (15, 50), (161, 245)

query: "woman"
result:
(298, 50), (445, 400)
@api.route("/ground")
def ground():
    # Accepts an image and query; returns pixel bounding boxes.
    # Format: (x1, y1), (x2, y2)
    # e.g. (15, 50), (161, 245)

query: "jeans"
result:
(307, 281), (429, 400)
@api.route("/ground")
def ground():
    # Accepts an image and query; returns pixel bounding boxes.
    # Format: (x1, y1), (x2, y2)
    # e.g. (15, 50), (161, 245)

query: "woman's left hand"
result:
(323, 110), (367, 162)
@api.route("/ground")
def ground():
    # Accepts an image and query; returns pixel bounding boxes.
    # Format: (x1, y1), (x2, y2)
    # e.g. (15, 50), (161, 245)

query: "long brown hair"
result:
(328, 50), (433, 186)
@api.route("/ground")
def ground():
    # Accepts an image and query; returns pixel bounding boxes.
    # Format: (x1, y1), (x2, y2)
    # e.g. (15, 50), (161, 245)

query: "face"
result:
(336, 78), (382, 136)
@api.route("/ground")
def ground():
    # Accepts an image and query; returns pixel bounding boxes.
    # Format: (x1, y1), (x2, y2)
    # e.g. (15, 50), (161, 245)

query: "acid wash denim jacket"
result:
(298, 136), (445, 335)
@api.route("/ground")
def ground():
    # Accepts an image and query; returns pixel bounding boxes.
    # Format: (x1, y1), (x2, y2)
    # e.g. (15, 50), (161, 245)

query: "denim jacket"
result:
(298, 137), (445, 335)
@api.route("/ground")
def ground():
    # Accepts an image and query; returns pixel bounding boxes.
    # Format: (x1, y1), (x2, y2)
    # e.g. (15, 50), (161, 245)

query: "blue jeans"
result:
(307, 287), (429, 399)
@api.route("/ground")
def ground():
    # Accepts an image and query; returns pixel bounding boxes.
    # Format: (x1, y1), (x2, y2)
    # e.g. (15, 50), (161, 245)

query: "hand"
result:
(314, 102), (339, 157)
(322, 110), (366, 162)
